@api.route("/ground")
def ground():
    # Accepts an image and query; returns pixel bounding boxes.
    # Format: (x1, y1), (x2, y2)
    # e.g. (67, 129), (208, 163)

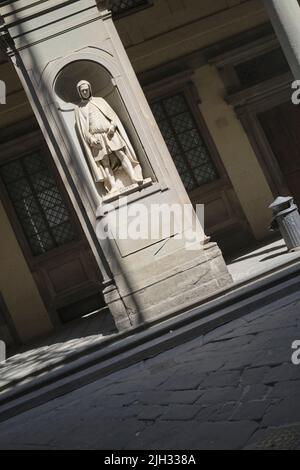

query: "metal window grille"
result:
(151, 92), (219, 192)
(110, 0), (150, 16)
(0, 152), (77, 256)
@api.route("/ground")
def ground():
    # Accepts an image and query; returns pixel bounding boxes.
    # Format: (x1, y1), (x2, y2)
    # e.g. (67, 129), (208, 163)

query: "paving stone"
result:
(160, 373), (204, 391)
(230, 401), (270, 421)
(262, 397), (300, 427)
(214, 335), (255, 349)
(145, 359), (178, 375)
(125, 421), (183, 450)
(239, 320), (296, 336)
(262, 363), (300, 384)
(241, 384), (271, 401)
(176, 354), (225, 372)
(197, 386), (243, 405)
(190, 421), (259, 450)
(87, 405), (138, 419)
(222, 352), (258, 371)
(268, 379), (300, 399)
(200, 370), (241, 388)
(137, 390), (203, 405)
(184, 357), (226, 375)
(241, 366), (272, 385)
(160, 404), (201, 421)
(135, 405), (166, 421)
(128, 419), (258, 450)
(252, 327), (299, 348)
(69, 419), (146, 450)
(104, 379), (157, 394)
(196, 403), (238, 422)
(251, 347), (291, 367)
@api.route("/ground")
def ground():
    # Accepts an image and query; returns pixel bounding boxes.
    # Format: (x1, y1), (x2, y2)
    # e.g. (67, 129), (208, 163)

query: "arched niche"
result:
(54, 60), (154, 198)
(55, 60), (113, 104)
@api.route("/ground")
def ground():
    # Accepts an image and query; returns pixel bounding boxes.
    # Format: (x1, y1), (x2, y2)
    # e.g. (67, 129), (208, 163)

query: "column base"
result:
(102, 283), (133, 332)
(109, 242), (233, 329)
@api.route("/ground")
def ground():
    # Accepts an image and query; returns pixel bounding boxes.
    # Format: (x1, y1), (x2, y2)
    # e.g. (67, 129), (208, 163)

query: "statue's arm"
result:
(99, 98), (118, 132)
(76, 107), (102, 148)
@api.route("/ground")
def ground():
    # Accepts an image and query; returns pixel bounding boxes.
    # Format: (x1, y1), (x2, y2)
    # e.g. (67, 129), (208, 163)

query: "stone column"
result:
(263, 0), (300, 79)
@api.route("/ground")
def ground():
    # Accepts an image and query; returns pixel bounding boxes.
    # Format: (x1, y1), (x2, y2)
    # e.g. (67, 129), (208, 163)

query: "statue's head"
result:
(77, 80), (92, 101)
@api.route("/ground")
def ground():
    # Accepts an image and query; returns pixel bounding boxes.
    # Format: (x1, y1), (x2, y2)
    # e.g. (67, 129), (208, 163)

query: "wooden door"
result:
(258, 101), (300, 207)
(0, 132), (105, 326)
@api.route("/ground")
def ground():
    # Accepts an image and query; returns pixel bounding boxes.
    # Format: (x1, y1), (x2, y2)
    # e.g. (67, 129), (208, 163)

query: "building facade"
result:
(0, 0), (298, 347)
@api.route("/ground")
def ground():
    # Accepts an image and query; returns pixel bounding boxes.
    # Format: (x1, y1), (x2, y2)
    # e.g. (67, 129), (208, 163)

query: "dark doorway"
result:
(258, 101), (300, 207)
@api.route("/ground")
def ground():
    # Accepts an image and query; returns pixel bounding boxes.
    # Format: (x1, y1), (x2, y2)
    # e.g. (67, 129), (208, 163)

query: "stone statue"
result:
(75, 80), (144, 195)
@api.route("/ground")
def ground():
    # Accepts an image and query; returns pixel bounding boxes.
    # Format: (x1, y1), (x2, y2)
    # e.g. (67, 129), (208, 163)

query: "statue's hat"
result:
(77, 80), (92, 95)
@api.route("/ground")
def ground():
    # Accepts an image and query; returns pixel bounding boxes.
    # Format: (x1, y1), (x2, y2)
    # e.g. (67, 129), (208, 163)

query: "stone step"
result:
(0, 259), (299, 423)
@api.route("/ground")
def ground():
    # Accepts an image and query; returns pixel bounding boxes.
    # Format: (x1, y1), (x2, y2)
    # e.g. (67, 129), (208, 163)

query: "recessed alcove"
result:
(55, 60), (112, 104)
(54, 59), (154, 195)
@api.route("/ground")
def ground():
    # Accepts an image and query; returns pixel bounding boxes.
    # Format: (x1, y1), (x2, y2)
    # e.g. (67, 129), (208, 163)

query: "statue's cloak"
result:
(75, 97), (139, 183)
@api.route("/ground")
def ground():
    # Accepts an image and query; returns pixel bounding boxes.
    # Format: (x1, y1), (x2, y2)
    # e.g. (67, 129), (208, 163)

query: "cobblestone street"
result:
(0, 292), (300, 450)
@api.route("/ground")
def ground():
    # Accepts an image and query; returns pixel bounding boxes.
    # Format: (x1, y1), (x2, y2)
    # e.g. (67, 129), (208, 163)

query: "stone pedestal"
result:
(0, 0), (232, 331)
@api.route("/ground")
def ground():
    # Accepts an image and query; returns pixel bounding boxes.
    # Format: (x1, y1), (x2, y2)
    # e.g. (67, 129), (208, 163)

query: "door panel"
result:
(33, 241), (103, 321)
(189, 180), (252, 253)
(258, 101), (300, 207)
(0, 135), (104, 326)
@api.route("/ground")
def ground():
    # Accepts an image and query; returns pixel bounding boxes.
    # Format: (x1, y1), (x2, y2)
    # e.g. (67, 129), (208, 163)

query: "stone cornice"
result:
(0, 0), (110, 27)
(0, 0), (112, 51)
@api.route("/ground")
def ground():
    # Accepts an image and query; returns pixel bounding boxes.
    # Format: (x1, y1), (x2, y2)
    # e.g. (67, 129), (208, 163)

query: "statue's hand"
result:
(96, 142), (103, 150)
(107, 125), (116, 139)
(89, 135), (103, 149)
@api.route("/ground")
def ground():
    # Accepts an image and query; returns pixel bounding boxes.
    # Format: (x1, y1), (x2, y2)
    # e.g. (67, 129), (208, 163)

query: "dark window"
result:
(0, 152), (77, 256)
(234, 48), (290, 88)
(151, 92), (219, 192)
(110, 0), (150, 17)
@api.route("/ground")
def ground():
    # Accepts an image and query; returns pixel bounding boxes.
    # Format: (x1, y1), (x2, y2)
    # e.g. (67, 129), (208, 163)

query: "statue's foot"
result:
(108, 186), (119, 194)
(132, 177), (144, 185)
